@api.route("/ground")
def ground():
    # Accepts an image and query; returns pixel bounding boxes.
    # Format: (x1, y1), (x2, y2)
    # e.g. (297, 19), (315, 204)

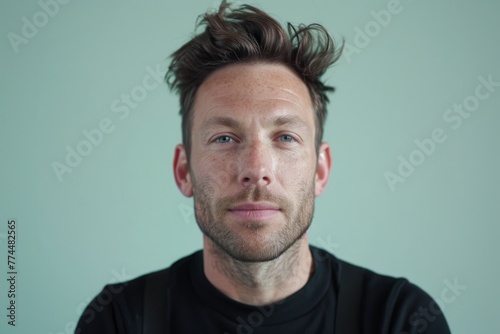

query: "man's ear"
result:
(315, 142), (332, 196)
(173, 144), (193, 197)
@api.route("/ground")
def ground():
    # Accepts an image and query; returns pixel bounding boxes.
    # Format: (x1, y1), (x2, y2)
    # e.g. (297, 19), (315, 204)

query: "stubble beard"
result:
(192, 175), (315, 263)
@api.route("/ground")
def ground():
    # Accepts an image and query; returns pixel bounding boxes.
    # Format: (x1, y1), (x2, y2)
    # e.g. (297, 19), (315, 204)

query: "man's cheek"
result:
(279, 162), (311, 181)
(212, 159), (239, 186)
(214, 168), (232, 186)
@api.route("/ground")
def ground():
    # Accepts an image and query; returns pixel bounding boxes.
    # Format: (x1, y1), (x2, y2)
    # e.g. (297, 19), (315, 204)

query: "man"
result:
(76, 1), (451, 333)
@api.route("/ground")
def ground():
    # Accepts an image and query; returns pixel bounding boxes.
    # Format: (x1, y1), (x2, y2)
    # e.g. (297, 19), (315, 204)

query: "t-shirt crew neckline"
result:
(189, 246), (333, 326)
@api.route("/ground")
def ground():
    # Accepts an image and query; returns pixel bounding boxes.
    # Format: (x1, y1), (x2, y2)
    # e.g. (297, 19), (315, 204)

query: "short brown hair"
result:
(166, 0), (343, 158)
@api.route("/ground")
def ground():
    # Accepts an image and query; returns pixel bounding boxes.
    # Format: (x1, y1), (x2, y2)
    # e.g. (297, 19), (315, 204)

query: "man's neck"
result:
(202, 235), (314, 306)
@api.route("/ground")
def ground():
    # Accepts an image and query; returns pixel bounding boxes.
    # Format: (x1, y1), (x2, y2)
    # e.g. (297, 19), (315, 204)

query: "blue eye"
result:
(215, 136), (234, 143)
(279, 134), (294, 142)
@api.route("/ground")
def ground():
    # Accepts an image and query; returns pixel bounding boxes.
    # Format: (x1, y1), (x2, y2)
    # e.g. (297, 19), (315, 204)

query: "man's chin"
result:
(206, 233), (301, 263)
(225, 249), (284, 263)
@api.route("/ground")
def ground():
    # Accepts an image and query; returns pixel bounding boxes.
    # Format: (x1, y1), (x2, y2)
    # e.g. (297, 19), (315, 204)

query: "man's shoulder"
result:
(316, 247), (450, 333)
(315, 246), (426, 295)
(320, 248), (435, 304)
(339, 255), (431, 304)
(107, 250), (200, 296)
(76, 251), (201, 332)
(337, 255), (411, 297)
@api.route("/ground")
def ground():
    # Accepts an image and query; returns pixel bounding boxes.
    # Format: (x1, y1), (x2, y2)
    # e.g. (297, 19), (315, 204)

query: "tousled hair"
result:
(166, 0), (343, 158)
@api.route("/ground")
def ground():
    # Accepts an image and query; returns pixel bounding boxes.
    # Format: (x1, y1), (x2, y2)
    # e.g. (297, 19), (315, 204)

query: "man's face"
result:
(174, 63), (331, 262)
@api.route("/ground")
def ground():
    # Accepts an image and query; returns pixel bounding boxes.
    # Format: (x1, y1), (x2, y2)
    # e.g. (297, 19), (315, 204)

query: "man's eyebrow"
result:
(271, 114), (310, 128)
(201, 114), (311, 137)
(202, 116), (242, 135)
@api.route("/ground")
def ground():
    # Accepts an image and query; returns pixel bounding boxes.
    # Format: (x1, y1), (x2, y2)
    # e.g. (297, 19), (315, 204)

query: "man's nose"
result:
(238, 141), (274, 187)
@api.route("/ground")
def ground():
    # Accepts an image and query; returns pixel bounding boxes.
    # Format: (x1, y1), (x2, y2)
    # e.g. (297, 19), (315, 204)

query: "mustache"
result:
(216, 186), (292, 212)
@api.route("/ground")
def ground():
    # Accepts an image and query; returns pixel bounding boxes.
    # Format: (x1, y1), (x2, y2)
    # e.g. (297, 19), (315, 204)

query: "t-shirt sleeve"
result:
(384, 280), (451, 334)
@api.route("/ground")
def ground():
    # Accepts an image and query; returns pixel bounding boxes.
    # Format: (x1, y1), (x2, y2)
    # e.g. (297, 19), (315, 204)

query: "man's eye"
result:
(278, 134), (295, 142)
(215, 136), (234, 143)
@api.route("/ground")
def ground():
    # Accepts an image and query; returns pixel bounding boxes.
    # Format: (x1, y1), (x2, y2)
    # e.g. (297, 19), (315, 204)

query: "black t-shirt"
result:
(75, 247), (451, 333)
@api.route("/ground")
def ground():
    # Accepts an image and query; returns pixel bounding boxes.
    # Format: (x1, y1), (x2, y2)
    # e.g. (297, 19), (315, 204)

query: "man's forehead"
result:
(192, 63), (314, 117)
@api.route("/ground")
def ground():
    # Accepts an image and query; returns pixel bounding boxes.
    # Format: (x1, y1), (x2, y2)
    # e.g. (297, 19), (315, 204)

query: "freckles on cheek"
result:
(277, 156), (315, 185)
(196, 154), (235, 188)
(277, 161), (304, 181)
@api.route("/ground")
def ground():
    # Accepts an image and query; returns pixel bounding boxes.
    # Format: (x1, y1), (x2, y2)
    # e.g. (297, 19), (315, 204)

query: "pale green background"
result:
(1, 0), (499, 333)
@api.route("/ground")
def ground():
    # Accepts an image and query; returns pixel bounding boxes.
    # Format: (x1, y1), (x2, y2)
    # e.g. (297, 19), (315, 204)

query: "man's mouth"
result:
(228, 202), (281, 220)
